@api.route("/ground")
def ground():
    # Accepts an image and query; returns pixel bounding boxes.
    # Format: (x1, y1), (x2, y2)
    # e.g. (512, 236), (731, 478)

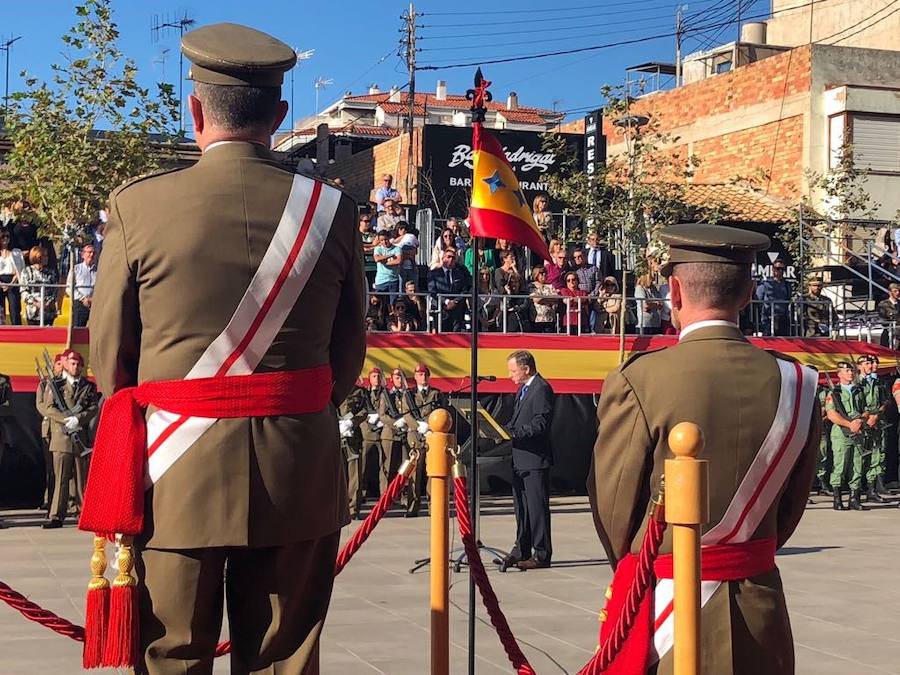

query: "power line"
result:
(417, 0), (829, 72)
(422, 0), (714, 17)
(820, 0), (900, 44)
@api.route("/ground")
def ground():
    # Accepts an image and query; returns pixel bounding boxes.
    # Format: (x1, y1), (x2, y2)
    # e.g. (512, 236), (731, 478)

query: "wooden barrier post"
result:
(665, 422), (709, 675)
(427, 409), (453, 675)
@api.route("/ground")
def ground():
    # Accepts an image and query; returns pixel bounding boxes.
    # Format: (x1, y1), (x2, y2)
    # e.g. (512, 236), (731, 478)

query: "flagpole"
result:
(468, 234), (479, 675)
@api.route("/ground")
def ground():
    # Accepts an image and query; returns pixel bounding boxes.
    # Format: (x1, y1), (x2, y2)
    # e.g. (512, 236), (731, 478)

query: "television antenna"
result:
(313, 76), (333, 116)
(151, 11), (196, 136)
(289, 48), (314, 131)
(0, 35), (22, 126)
(153, 47), (171, 83)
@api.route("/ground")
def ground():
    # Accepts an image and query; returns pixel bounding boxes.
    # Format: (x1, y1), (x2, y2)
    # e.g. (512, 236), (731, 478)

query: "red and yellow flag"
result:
(468, 123), (551, 261)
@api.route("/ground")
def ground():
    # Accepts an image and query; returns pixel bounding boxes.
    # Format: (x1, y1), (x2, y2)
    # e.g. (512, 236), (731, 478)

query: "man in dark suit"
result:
(504, 350), (554, 570)
(426, 246), (472, 332)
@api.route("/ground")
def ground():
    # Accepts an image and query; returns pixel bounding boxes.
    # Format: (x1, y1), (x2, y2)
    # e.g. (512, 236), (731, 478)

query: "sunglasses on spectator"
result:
(566, 278), (578, 284)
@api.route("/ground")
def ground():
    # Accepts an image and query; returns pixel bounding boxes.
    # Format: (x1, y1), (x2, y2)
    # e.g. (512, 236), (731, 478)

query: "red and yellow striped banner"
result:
(5, 328), (893, 395)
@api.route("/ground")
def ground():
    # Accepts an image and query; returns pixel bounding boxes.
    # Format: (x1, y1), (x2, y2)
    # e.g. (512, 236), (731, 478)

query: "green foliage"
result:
(1, 0), (179, 237)
(540, 85), (707, 271)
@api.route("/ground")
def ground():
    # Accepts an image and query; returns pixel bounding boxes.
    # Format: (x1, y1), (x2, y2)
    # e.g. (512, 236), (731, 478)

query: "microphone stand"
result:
(407, 375), (509, 575)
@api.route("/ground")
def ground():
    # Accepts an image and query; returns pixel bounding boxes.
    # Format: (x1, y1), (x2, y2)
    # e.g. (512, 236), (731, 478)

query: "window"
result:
(715, 60), (732, 74)
(852, 114), (900, 174)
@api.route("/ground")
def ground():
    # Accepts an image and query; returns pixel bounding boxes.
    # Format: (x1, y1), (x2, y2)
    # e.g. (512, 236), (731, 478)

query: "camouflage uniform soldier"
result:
(339, 381), (368, 519)
(858, 355), (889, 501)
(815, 384), (833, 494)
(825, 361), (869, 510)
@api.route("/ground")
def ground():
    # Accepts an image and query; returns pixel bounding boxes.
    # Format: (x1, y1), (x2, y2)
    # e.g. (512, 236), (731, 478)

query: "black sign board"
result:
(583, 109), (606, 176)
(420, 124), (582, 216)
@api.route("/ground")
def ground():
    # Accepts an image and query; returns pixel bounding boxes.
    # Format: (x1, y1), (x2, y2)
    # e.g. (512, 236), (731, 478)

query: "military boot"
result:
(833, 492), (848, 511)
(866, 485), (886, 503)
(875, 476), (891, 496)
(848, 489), (866, 511)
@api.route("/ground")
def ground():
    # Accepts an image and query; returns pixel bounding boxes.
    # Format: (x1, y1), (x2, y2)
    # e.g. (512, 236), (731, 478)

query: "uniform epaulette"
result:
(619, 346), (667, 370)
(111, 166), (187, 197)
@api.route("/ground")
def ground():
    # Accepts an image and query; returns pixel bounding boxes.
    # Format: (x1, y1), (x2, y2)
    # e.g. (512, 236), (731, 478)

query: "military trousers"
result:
(404, 435), (428, 515)
(135, 531), (340, 675)
(816, 426), (831, 486)
(830, 432), (868, 492)
(344, 437), (365, 516)
(866, 428), (886, 483)
(41, 436), (55, 508)
(49, 452), (74, 521)
(379, 438), (403, 498)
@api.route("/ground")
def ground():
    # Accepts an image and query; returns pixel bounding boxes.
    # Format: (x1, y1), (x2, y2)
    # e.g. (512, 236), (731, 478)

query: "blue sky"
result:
(0, 0), (771, 129)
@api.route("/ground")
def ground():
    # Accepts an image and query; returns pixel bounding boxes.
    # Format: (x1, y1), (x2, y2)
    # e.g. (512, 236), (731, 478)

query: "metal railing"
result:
(0, 282), (94, 327)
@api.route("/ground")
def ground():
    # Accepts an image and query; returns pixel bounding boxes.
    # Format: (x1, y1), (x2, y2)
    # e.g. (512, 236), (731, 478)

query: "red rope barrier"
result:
(0, 464), (413, 660)
(578, 516), (667, 675)
(453, 474), (537, 675)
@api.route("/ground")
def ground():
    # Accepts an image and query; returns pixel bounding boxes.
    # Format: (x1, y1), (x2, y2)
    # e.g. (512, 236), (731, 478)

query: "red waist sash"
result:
(78, 365), (333, 537)
(597, 537), (776, 675)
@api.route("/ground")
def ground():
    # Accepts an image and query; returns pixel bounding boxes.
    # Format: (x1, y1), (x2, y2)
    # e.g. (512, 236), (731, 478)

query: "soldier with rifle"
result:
(825, 361), (870, 511)
(815, 379), (833, 495)
(380, 368), (408, 506)
(360, 368), (388, 502)
(339, 378), (369, 520)
(38, 349), (97, 528)
(399, 363), (446, 517)
(859, 354), (891, 501)
(35, 353), (64, 511)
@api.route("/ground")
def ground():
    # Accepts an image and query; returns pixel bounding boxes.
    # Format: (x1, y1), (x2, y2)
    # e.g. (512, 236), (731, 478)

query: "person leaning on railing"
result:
(595, 275), (624, 335)
(475, 266), (500, 331)
(559, 271), (588, 335)
(877, 282), (900, 349)
(499, 273), (529, 333)
(528, 266), (558, 333)
(19, 245), (58, 326)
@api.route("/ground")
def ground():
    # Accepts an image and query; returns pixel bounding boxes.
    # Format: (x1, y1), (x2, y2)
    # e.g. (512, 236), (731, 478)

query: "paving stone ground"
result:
(2, 494), (900, 674)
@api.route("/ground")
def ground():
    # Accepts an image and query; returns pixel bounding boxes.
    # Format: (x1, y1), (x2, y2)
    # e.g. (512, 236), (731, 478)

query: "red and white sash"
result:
(145, 175), (341, 486)
(650, 359), (817, 663)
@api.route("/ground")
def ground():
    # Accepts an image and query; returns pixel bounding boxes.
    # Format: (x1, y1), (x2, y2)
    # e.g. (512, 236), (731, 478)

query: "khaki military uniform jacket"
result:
(39, 377), (98, 454)
(359, 387), (388, 443)
(339, 386), (368, 449)
(89, 141), (367, 549)
(589, 324), (819, 675)
(401, 387), (445, 448)
(378, 388), (405, 443)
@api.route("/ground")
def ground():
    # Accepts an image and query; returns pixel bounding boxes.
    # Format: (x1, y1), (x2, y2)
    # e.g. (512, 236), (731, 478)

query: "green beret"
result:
(182, 23), (296, 87)
(658, 223), (770, 277)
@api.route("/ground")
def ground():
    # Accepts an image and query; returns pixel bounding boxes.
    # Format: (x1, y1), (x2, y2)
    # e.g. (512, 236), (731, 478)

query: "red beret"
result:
(415, 363), (430, 375)
(61, 349), (84, 364)
(369, 367), (382, 376)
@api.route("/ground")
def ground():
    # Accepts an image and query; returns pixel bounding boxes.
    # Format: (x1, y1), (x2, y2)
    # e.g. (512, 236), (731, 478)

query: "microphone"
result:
(477, 375), (497, 382)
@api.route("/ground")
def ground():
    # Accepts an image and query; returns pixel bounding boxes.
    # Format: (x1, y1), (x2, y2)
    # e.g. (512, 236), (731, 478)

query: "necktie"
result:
(519, 384), (529, 402)
(445, 269), (452, 287)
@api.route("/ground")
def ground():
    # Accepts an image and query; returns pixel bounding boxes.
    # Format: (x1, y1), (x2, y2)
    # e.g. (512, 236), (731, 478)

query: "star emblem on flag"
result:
(482, 170), (505, 194)
(513, 189), (526, 208)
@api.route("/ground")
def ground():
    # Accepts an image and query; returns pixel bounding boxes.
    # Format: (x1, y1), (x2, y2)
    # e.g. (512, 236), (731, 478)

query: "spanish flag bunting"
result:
(468, 123), (552, 262)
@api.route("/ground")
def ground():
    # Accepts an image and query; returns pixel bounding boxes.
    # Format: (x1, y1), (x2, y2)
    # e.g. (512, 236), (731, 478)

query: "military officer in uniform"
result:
(360, 368), (388, 499)
(858, 355), (889, 501)
(87, 23), (366, 674)
(379, 368), (408, 501)
(39, 349), (97, 528)
(815, 382), (833, 495)
(339, 379), (368, 519)
(399, 364), (445, 516)
(799, 276), (833, 337)
(590, 224), (819, 674)
(825, 361), (868, 511)
(35, 353), (64, 510)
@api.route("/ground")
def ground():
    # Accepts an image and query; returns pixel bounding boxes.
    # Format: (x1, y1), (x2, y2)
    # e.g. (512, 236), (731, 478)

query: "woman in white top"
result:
(0, 229), (24, 325)
(430, 228), (455, 270)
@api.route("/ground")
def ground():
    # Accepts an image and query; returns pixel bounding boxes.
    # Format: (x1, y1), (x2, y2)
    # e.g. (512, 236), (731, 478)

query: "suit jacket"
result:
(89, 141), (367, 549)
(508, 374), (554, 471)
(426, 264), (472, 302)
(40, 377), (98, 454)
(588, 323), (819, 675)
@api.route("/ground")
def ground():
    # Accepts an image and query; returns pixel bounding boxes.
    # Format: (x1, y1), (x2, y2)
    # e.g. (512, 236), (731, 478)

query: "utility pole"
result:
(151, 12), (196, 137)
(1, 35), (22, 127)
(675, 6), (684, 87)
(402, 3), (417, 208)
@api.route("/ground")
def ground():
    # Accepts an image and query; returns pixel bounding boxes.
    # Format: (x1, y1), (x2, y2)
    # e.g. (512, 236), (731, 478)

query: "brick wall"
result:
(325, 129), (423, 205)
(604, 45), (813, 201)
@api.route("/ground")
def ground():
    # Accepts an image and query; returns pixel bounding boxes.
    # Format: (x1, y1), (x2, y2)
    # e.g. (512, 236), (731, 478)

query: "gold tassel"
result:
(83, 536), (110, 668)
